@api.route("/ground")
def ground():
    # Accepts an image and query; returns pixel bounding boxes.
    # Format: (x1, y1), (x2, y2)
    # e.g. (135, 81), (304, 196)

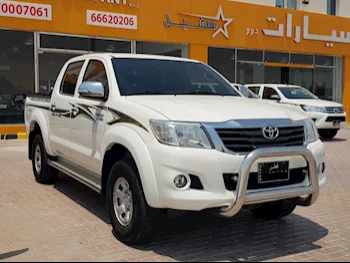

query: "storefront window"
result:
(315, 55), (334, 66)
(39, 53), (78, 93)
(237, 49), (263, 62)
(265, 51), (289, 63)
(41, 34), (91, 51)
(290, 53), (313, 65)
(237, 62), (264, 84)
(136, 41), (188, 58)
(208, 47), (235, 82)
(314, 67), (334, 101)
(289, 68), (314, 91)
(0, 29), (34, 124)
(40, 34), (131, 53)
(93, 39), (131, 53)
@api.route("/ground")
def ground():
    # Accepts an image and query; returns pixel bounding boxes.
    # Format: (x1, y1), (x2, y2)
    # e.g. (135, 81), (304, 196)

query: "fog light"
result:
(322, 162), (326, 173)
(174, 175), (188, 188)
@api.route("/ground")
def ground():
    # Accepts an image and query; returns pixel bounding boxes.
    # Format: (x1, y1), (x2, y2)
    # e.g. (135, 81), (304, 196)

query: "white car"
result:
(245, 84), (347, 140)
(25, 54), (325, 245)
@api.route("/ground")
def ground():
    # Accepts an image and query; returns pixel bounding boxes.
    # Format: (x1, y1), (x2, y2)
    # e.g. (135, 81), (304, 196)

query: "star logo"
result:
(179, 5), (233, 39)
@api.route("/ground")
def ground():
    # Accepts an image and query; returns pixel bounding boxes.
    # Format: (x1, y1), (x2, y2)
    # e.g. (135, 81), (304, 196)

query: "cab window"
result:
(263, 87), (279, 99)
(82, 60), (109, 99)
(60, 61), (85, 96)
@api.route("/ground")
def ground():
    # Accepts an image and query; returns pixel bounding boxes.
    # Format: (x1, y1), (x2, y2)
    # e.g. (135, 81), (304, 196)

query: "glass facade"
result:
(208, 47), (343, 103)
(0, 30), (34, 124)
(0, 28), (190, 125)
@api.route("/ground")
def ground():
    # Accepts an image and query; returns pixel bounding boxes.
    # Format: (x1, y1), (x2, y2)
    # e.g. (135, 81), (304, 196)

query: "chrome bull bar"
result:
(220, 146), (319, 218)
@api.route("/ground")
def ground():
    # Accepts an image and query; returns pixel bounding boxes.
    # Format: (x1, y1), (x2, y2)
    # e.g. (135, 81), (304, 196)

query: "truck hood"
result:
(127, 95), (308, 123)
(283, 99), (343, 108)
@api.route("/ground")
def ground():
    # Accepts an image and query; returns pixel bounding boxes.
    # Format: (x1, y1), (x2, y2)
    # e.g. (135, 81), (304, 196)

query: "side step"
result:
(48, 160), (101, 194)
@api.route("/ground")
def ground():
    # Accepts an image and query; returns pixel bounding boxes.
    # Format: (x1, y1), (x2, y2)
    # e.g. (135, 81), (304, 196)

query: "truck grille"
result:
(216, 126), (305, 153)
(326, 107), (344, 114)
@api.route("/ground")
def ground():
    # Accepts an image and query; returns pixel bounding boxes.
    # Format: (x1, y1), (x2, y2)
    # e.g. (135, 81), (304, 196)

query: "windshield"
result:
(111, 58), (241, 97)
(278, 86), (318, 100)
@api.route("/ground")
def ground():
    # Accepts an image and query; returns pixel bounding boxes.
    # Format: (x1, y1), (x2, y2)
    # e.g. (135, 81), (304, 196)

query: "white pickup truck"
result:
(25, 54), (326, 245)
(245, 84), (347, 140)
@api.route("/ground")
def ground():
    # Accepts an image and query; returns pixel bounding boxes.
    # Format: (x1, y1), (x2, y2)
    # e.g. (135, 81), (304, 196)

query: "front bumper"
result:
(306, 112), (347, 129)
(146, 139), (325, 216)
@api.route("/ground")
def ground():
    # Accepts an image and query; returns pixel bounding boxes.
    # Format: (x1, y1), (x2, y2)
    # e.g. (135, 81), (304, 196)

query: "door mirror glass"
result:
(78, 81), (105, 99)
(270, 94), (281, 101)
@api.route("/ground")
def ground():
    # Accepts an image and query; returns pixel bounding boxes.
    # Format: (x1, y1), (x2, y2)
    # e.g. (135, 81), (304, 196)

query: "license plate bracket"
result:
(258, 161), (290, 184)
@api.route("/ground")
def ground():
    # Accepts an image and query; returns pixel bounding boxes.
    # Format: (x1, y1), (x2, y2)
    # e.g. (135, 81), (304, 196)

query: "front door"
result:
(70, 58), (110, 179)
(48, 60), (86, 160)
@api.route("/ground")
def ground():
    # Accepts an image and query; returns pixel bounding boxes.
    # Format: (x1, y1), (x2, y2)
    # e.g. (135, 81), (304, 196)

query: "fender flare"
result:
(102, 126), (162, 208)
(28, 110), (53, 156)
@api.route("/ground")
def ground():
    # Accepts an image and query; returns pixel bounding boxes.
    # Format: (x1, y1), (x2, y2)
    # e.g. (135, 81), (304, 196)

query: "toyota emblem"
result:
(262, 126), (279, 140)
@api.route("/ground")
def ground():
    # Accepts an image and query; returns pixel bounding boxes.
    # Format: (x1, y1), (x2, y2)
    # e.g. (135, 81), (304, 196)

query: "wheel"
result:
(251, 199), (297, 220)
(318, 129), (338, 140)
(106, 156), (160, 245)
(31, 133), (58, 184)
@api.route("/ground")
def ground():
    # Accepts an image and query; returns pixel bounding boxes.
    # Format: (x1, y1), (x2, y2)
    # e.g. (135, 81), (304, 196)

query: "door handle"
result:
(50, 105), (56, 112)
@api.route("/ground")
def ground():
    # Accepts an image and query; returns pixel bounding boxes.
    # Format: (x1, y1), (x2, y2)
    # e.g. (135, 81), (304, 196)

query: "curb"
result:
(0, 133), (28, 140)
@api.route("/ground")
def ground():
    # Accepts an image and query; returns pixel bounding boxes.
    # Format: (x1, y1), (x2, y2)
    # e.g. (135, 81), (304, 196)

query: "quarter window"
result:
(60, 61), (85, 96)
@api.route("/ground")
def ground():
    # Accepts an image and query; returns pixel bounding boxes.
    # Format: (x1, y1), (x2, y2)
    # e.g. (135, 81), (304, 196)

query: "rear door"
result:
(49, 60), (86, 159)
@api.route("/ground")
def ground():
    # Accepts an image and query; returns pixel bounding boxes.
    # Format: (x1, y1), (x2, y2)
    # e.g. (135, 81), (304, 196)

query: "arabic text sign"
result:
(260, 13), (350, 48)
(0, 1), (52, 21)
(87, 10), (137, 30)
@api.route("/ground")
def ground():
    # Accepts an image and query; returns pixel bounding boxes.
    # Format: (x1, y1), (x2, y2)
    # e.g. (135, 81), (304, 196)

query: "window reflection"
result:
(136, 41), (187, 58)
(237, 62), (264, 84)
(0, 29), (34, 124)
(289, 68), (314, 92)
(208, 47), (235, 82)
(314, 67), (334, 101)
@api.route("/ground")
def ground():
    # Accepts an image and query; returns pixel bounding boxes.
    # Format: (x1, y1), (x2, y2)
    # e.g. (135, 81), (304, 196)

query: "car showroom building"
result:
(0, 0), (349, 137)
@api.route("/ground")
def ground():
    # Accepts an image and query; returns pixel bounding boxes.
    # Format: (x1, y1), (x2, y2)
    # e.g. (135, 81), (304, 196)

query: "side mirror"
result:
(270, 94), (281, 101)
(78, 81), (104, 99)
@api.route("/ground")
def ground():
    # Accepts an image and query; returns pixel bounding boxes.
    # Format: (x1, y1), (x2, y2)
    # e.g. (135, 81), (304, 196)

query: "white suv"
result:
(246, 84), (347, 140)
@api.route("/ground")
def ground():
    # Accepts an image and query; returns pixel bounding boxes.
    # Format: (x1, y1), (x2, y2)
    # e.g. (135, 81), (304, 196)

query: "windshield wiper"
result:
(125, 92), (171, 96)
(180, 92), (224, 96)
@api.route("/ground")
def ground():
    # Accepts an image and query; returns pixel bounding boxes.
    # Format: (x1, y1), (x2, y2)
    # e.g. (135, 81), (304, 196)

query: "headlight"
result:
(305, 120), (319, 144)
(301, 105), (327, 113)
(150, 120), (213, 149)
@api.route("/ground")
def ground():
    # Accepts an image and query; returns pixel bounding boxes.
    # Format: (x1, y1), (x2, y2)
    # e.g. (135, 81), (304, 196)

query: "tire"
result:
(106, 156), (160, 245)
(31, 133), (58, 184)
(251, 199), (297, 220)
(318, 129), (338, 140)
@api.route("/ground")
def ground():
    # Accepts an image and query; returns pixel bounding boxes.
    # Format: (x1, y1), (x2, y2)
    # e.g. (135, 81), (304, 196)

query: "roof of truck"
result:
(69, 53), (201, 63)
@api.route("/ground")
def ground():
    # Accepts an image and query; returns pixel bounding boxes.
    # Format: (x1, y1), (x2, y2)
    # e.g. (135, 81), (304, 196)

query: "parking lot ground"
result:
(1, 130), (350, 262)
